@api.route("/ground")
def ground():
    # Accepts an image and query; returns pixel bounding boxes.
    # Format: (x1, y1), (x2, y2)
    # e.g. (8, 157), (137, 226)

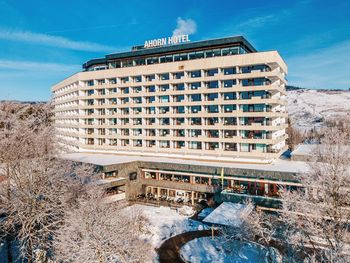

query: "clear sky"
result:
(0, 0), (349, 101)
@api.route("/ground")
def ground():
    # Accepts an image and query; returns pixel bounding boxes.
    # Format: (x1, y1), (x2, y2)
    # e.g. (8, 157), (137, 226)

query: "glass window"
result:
(207, 81), (219, 89)
(146, 57), (159, 64)
(134, 58), (146, 66)
(174, 53), (188, 61)
(224, 67), (236, 75)
(223, 79), (236, 87)
(189, 82), (201, 90)
(174, 83), (185, 91)
(190, 70), (201, 78)
(191, 106), (201, 113)
(191, 94), (202, 102)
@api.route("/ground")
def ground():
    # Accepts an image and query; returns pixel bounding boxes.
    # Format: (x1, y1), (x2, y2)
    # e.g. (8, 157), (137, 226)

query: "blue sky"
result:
(0, 0), (349, 101)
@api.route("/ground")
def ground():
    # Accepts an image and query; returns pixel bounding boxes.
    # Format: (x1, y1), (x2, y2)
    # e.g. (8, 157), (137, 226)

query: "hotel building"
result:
(52, 36), (288, 162)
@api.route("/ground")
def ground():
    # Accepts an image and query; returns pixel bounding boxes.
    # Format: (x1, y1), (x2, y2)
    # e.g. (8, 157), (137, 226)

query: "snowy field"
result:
(287, 89), (350, 131)
(181, 237), (269, 263)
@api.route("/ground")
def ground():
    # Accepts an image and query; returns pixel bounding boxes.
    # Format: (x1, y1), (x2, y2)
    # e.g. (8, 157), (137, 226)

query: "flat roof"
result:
(62, 152), (309, 174)
(83, 35), (257, 69)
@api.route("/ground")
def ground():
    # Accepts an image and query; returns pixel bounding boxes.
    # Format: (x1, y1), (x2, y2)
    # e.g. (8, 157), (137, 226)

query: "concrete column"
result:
(191, 191), (195, 205)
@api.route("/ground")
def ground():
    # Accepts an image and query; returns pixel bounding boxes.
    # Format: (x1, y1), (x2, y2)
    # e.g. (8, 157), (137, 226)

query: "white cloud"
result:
(0, 59), (80, 72)
(234, 14), (280, 32)
(0, 29), (116, 52)
(172, 17), (197, 37)
(286, 40), (350, 89)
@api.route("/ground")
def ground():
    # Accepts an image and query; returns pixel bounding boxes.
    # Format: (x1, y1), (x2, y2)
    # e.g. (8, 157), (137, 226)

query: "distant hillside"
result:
(287, 89), (350, 130)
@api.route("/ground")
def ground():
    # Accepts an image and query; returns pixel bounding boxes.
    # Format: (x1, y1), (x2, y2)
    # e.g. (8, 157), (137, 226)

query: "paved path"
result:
(157, 229), (218, 263)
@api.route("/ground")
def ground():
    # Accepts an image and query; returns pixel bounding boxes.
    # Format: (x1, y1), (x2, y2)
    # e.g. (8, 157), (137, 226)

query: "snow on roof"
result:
(203, 202), (252, 227)
(291, 144), (317, 156)
(62, 152), (309, 174)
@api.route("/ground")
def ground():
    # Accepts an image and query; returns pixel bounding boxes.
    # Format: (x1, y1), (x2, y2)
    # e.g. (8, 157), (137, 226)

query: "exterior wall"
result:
(98, 160), (300, 200)
(52, 50), (288, 161)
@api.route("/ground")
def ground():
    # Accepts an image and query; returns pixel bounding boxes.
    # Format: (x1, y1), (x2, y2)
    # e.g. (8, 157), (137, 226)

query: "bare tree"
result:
(281, 129), (350, 263)
(53, 195), (152, 263)
(220, 201), (279, 260)
(286, 118), (305, 150)
(0, 157), (99, 262)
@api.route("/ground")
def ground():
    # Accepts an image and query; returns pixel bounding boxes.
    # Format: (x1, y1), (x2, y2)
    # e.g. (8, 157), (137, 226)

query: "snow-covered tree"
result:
(53, 195), (152, 263)
(281, 129), (350, 262)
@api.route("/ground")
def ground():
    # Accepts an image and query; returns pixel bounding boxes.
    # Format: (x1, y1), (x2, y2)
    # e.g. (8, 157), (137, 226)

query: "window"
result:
(223, 79), (236, 87)
(222, 47), (239, 56)
(224, 104), (236, 113)
(190, 94), (201, 102)
(145, 74), (155, 82)
(174, 53), (188, 61)
(146, 57), (159, 64)
(134, 58), (146, 66)
(159, 95), (169, 103)
(191, 106), (201, 113)
(160, 55), (173, 63)
(173, 72), (184, 79)
(160, 73), (170, 80)
(205, 49), (221, 57)
(207, 105), (219, 113)
(223, 67), (236, 75)
(207, 81), (219, 89)
(189, 82), (201, 90)
(174, 83), (185, 91)
(206, 68), (218, 77)
(160, 84), (170, 92)
(223, 92), (236, 100)
(190, 70), (201, 78)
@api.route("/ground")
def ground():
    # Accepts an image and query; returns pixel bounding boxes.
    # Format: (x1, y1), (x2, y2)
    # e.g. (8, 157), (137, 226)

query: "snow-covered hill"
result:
(287, 89), (350, 130)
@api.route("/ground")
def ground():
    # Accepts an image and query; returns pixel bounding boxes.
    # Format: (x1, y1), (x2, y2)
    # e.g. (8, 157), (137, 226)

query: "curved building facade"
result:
(52, 36), (288, 162)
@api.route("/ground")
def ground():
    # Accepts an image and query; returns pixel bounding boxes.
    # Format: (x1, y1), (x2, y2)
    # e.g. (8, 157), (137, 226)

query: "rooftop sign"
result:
(144, 34), (190, 49)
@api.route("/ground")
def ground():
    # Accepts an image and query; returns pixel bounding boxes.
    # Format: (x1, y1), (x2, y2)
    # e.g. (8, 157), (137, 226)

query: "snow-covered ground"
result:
(124, 204), (205, 248)
(126, 204), (274, 263)
(287, 89), (350, 131)
(181, 237), (269, 263)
